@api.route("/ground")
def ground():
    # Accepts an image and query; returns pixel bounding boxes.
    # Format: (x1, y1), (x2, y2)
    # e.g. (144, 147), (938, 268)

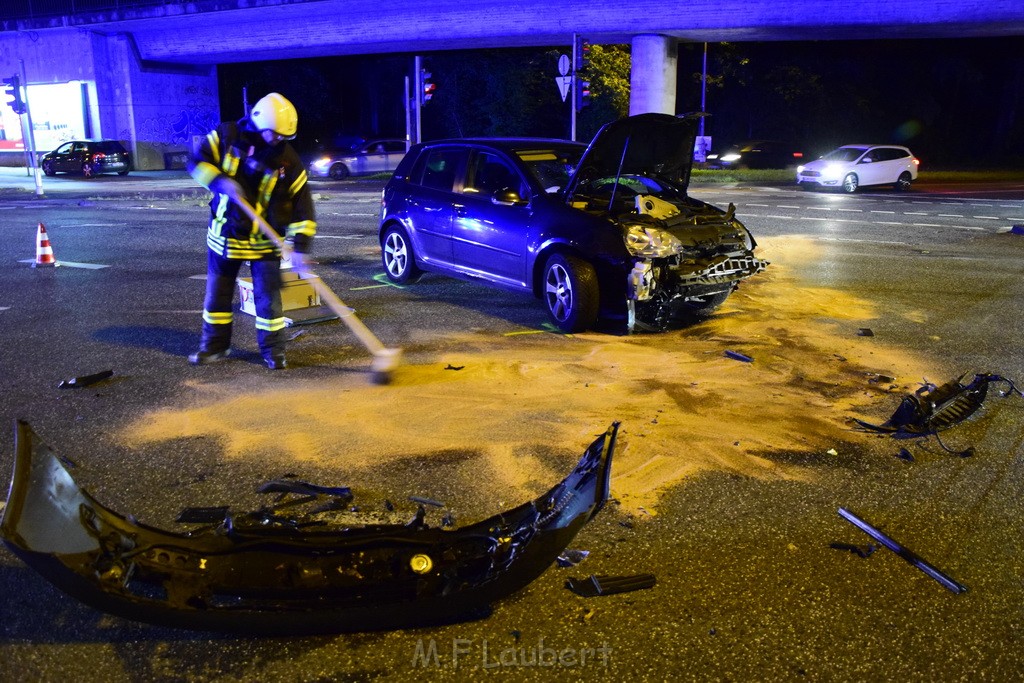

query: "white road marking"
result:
(17, 259), (110, 269)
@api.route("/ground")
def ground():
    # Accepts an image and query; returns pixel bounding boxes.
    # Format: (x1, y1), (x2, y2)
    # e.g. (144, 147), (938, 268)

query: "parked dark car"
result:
(308, 139), (407, 179)
(378, 113), (768, 334)
(706, 140), (806, 170)
(40, 140), (131, 178)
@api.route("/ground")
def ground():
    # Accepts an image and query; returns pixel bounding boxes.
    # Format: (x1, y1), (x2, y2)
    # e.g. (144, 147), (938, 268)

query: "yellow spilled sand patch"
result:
(123, 236), (933, 513)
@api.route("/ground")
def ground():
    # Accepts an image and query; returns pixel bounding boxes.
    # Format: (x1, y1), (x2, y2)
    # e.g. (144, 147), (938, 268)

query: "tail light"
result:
(792, 152), (803, 158)
(92, 153), (105, 162)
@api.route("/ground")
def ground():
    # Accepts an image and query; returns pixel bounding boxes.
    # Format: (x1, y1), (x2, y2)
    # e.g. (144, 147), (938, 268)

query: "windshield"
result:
(822, 147), (865, 162)
(514, 145), (585, 193)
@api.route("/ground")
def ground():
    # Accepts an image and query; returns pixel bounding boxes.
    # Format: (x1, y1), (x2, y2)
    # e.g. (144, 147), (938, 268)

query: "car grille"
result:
(801, 170), (821, 177)
(673, 254), (769, 286)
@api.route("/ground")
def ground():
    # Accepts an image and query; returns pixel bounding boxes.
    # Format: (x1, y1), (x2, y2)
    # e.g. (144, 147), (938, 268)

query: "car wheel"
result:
(894, 172), (912, 192)
(381, 225), (421, 283)
(842, 173), (858, 193)
(81, 162), (94, 179)
(329, 163), (349, 180)
(542, 254), (599, 333)
(118, 170), (130, 177)
(42, 161), (55, 177)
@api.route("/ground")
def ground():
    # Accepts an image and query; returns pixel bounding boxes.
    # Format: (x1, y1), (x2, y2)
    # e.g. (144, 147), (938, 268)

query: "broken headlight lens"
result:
(623, 224), (683, 258)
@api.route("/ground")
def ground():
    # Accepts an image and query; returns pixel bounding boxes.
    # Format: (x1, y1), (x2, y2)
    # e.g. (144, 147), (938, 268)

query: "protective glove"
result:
(209, 175), (245, 205)
(288, 249), (312, 277)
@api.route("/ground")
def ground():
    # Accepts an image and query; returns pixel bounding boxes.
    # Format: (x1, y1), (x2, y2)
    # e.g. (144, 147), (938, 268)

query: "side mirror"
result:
(491, 188), (527, 207)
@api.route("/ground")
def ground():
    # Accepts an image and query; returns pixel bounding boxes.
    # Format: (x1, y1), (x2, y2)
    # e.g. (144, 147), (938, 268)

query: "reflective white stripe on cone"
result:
(33, 222), (57, 267)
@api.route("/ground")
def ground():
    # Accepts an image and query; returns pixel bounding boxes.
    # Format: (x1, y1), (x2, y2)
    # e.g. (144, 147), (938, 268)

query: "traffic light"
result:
(420, 69), (435, 105)
(574, 38), (591, 72)
(3, 74), (26, 115)
(574, 74), (591, 112)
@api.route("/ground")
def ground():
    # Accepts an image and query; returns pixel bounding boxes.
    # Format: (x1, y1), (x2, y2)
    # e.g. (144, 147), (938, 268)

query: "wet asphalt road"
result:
(0, 171), (1023, 681)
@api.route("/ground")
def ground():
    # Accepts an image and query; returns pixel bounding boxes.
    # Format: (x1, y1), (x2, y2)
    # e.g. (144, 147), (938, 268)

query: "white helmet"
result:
(251, 93), (298, 139)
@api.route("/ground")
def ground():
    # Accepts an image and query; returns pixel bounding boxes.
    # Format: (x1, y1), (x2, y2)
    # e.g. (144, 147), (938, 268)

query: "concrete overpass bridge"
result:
(2, 0), (1023, 169)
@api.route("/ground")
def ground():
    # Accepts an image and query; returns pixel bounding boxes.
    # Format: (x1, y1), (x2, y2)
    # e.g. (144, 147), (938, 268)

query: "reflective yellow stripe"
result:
(222, 151), (239, 175)
(288, 170), (307, 197)
(285, 220), (317, 239)
(192, 161), (220, 188)
(255, 316), (288, 332)
(203, 310), (233, 325)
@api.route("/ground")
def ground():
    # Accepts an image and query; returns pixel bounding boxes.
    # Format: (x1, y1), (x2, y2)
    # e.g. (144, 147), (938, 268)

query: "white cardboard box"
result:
(237, 271), (322, 316)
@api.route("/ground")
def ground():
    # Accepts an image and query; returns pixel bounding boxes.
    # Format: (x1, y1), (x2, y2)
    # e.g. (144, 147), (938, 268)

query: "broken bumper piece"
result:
(0, 420), (618, 635)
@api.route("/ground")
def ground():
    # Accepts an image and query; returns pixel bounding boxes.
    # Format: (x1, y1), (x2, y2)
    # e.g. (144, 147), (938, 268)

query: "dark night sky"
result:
(218, 36), (1024, 167)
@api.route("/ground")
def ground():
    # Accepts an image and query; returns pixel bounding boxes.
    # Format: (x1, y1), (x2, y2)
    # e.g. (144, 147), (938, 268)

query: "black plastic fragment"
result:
(556, 549), (590, 568)
(896, 448), (915, 462)
(441, 512), (455, 527)
(444, 364), (465, 371)
(829, 541), (877, 558)
(566, 573), (656, 597)
(256, 479), (353, 501)
(176, 506), (230, 524)
(384, 499), (395, 512)
(723, 350), (753, 363)
(409, 495), (444, 508)
(58, 369), (114, 389)
(857, 328), (874, 337)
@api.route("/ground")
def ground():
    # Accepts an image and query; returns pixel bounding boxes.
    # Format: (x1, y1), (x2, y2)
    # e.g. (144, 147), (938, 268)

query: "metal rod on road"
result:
(838, 507), (968, 594)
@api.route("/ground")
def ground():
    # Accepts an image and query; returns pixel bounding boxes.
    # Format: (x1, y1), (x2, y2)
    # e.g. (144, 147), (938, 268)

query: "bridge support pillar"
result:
(629, 34), (677, 116)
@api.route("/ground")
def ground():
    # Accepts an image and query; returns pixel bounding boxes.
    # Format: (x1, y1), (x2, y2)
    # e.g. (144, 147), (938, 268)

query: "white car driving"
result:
(796, 144), (919, 193)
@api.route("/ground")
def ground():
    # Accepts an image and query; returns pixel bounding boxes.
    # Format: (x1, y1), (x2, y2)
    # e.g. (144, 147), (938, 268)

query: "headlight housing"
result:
(623, 224), (683, 258)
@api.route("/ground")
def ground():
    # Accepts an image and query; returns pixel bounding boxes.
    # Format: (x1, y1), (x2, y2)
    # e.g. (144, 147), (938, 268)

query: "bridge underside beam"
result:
(12, 0), (1024, 64)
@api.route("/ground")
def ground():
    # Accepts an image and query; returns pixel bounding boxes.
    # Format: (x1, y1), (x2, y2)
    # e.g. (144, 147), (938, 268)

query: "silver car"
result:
(308, 139), (408, 179)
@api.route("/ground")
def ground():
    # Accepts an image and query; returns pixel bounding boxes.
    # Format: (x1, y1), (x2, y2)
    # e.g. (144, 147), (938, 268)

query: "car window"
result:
(96, 141), (126, 154)
(412, 148), (464, 191)
(823, 148), (864, 162)
(464, 152), (523, 197)
(55, 142), (73, 154)
(383, 141), (406, 153)
(72, 142), (88, 153)
(515, 147), (584, 192)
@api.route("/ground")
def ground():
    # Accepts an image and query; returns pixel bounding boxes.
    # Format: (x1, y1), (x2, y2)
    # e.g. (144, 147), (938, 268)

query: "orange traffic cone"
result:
(33, 222), (57, 268)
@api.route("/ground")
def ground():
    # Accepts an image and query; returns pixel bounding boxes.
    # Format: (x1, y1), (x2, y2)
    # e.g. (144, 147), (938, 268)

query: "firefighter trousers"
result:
(199, 250), (286, 359)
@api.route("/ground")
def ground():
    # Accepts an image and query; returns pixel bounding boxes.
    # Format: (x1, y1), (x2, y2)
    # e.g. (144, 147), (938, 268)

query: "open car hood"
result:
(1, 420), (617, 635)
(565, 112), (702, 202)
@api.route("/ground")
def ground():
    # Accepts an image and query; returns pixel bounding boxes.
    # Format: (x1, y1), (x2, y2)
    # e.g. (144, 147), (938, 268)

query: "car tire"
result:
(894, 172), (912, 192)
(42, 161), (55, 177)
(542, 254), (599, 333)
(381, 225), (422, 283)
(842, 173), (858, 193)
(81, 162), (94, 179)
(329, 163), (350, 180)
(118, 170), (130, 176)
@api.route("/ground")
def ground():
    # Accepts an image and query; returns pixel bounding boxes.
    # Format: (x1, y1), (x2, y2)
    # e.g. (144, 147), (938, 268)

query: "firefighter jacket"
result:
(189, 118), (316, 260)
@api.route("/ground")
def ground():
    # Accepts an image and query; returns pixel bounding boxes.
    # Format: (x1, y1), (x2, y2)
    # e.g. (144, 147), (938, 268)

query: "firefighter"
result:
(187, 92), (316, 370)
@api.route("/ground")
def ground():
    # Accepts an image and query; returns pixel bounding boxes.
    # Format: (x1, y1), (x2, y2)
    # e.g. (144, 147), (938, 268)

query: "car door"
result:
(874, 147), (907, 183)
(403, 146), (467, 266)
(451, 150), (531, 287)
(355, 142), (388, 175)
(382, 140), (408, 173)
(50, 142), (74, 172)
(855, 148), (886, 186)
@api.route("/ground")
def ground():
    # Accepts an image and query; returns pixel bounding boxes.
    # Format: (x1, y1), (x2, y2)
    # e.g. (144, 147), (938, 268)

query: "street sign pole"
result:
(570, 33), (578, 142)
(404, 75), (412, 151)
(19, 59), (42, 197)
(413, 55), (423, 146)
